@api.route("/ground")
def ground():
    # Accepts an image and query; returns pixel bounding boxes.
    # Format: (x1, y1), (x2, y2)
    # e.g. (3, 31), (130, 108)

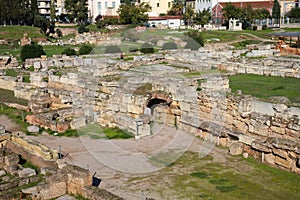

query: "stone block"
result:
(264, 153), (275, 165)
(70, 117), (86, 129)
(275, 156), (291, 169)
(18, 168), (36, 178)
(273, 148), (288, 159)
(229, 142), (243, 155)
(4, 153), (19, 166)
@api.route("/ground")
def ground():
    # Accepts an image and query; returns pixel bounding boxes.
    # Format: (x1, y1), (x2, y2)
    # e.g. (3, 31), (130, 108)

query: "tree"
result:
(167, 0), (184, 16)
(21, 43), (45, 61)
(184, 5), (194, 27)
(65, 0), (88, 23)
(79, 44), (93, 55)
(62, 47), (77, 56)
(194, 9), (211, 26)
(140, 42), (154, 54)
(222, 3), (242, 21)
(272, 0), (281, 21)
(287, 7), (300, 19)
(118, 2), (150, 25)
(50, 0), (57, 22)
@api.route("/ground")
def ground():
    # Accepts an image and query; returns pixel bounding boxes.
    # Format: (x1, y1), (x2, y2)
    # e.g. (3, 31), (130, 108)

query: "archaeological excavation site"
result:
(0, 27), (300, 200)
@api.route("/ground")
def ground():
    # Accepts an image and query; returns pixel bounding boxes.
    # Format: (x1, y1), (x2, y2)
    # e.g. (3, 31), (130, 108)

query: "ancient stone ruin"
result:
(0, 46), (299, 175)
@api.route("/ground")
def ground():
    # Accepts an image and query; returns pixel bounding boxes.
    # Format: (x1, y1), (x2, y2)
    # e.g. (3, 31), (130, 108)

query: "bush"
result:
(78, 24), (89, 34)
(104, 45), (122, 53)
(56, 28), (63, 37)
(140, 42), (154, 54)
(62, 47), (77, 56)
(96, 17), (119, 29)
(79, 44), (93, 55)
(184, 38), (202, 51)
(20, 43), (46, 61)
(185, 30), (204, 47)
(252, 25), (257, 31)
(128, 47), (139, 52)
(162, 41), (177, 50)
(262, 25), (268, 30)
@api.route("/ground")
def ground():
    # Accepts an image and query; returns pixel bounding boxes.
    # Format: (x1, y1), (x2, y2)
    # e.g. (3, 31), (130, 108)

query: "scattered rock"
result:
(0, 170), (6, 176)
(2, 175), (10, 182)
(27, 125), (40, 133)
(243, 152), (249, 158)
(229, 142), (243, 155)
(268, 96), (290, 104)
(0, 125), (5, 134)
(18, 168), (36, 178)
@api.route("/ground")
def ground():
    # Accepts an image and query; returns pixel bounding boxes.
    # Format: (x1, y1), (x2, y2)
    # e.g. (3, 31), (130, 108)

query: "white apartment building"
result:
(88, 0), (121, 21)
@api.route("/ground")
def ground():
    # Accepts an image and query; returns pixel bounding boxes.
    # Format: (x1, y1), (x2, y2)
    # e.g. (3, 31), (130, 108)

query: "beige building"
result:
(138, 0), (173, 17)
(37, 0), (66, 17)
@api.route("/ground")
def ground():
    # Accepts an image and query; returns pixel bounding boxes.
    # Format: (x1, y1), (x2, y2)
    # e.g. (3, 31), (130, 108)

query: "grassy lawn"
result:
(0, 26), (46, 41)
(127, 151), (300, 200)
(76, 123), (133, 139)
(229, 74), (300, 103)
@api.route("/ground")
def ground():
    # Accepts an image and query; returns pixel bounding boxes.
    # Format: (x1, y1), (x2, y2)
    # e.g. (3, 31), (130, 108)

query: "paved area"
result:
(25, 125), (228, 199)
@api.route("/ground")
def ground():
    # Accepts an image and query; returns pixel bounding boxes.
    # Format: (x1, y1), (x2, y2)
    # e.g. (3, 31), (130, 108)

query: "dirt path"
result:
(25, 126), (231, 199)
(0, 115), (21, 132)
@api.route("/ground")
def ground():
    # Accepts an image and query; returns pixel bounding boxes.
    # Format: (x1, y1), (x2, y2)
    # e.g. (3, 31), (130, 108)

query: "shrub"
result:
(185, 30), (204, 47)
(162, 41), (177, 50)
(20, 43), (46, 61)
(104, 45), (122, 53)
(262, 25), (268, 30)
(62, 47), (77, 56)
(184, 38), (202, 51)
(128, 47), (139, 52)
(252, 25), (257, 31)
(140, 42), (154, 54)
(78, 24), (89, 34)
(56, 28), (63, 37)
(79, 44), (93, 55)
(96, 17), (119, 29)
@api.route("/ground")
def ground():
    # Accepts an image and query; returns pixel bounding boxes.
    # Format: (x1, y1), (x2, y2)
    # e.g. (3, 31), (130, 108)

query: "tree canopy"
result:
(194, 9), (211, 26)
(287, 7), (300, 19)
(65, 0), (88, 23)
(118, 2), (150, 25)
(272, 0), (281, 19)
(167, 0), (184, 16)
(0, 0), (38, 25)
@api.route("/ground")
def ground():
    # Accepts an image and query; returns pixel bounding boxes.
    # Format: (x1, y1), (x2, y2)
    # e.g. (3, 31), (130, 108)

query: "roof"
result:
(270, 32), (300, 37)
(148, 16), (183, 20)
(219, 1), (274, 9)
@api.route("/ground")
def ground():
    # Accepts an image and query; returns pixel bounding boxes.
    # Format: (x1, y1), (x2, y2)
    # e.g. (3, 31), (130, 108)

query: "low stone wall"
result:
(0, 76), (17, 91)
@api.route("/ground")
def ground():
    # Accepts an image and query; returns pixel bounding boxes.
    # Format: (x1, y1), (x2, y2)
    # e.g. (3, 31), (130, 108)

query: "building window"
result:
(112, 1), (116, 8)
(105, 1), (108, 9)
(98, 2), (101, 14)
(157, 3), (159, 7)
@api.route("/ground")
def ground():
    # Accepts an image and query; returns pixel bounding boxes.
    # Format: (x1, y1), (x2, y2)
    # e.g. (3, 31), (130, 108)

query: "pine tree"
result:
(272, 0), (281, 19)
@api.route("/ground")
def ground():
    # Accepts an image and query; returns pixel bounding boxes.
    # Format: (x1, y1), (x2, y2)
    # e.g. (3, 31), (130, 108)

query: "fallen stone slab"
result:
(18, 168), (36, 178)
(27, 125), (40, 133)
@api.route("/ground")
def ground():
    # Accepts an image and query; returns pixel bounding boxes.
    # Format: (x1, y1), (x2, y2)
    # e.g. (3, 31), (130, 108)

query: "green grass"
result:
(229, 74), (300, 104)
(0, 26), (45, 41)
(157, 151), (300, 200)
(0, 89), (28, 105)
(0, 103), (30, 132)
(5, 69), (18, 77)
(103, 127), (133, 139)
(232, 40), (261, 49)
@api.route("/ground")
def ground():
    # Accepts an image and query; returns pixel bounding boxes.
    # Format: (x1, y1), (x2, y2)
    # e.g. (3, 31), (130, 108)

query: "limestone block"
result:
(239, 134), (255, 145)
(273, 148), (288, 159)
(264, 153), (275, 165)
(128, 104), (143, 114)
(252, 101), (275, 116)
(4, 153), (19, 166)
(180, 102), (191, 112)
(251, 141), (272, 153)
(0, 125), (5, 134)
(57, 195), (77, 200)
(275, 156), (291, 169)
(27, 125), (40, 133)
(229, 142), (243, 155)
(0, 170), (6, 176)
(18, 168), (36, 178)
(270, 126), (285, 135)
(70, 117), (86, 129)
